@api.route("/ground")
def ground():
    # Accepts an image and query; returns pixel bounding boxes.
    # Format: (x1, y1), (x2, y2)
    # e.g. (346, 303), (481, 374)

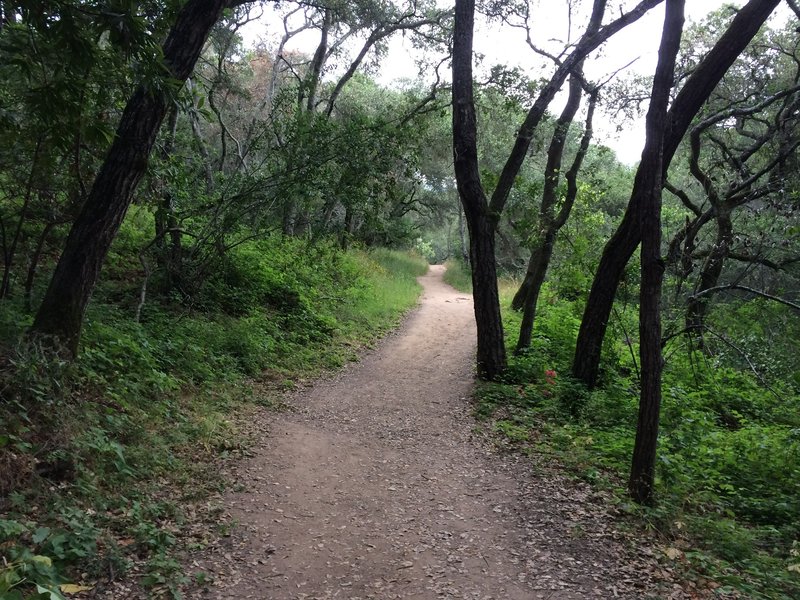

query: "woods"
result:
(2, 0), (799, 598)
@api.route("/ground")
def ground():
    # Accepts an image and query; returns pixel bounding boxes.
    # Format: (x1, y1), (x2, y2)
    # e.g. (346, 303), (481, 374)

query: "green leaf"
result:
(32, 527), (51, 544)
(30, 555), (53, 567)
(35, 584), (67, 600)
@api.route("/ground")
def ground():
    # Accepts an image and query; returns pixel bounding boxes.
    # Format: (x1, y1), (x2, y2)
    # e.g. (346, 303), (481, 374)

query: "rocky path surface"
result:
(187, 265), (686, 599)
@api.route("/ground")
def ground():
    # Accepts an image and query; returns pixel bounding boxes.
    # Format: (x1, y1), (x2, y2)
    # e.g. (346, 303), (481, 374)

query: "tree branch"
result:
(689, 283), (800, 311)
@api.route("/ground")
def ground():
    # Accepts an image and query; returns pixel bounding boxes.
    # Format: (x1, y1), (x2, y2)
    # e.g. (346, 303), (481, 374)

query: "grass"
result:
(473, 276), (800, 600)
(442, 258), (472, 292)
(338, 247), (429, 342)
(0, 238), (428, 599)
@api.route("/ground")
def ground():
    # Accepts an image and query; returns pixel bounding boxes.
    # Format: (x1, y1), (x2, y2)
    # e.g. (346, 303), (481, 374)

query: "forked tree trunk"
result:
(572, 0), (781, 389)
(514, 75), (597, 354)
(629, 0), (684, 505)
(512, 73), (583, 314)
(31, 0), (234, 355)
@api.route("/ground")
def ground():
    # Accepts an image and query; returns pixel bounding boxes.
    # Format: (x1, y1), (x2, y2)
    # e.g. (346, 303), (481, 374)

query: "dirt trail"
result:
(189, 265), (684, 599)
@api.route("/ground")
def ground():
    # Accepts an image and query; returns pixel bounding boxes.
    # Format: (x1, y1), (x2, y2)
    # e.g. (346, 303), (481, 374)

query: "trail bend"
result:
(189, 265), (683, 599)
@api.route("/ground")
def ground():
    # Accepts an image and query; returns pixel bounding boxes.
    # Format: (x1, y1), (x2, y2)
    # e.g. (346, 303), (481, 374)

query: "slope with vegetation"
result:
(0, 236), (428, 598)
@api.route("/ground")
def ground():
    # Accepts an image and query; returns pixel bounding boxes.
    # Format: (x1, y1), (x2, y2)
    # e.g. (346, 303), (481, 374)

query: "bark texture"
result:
(452, 0), (506, 379)
(31, 0), (233, 354)
(629, 0), (684, 505)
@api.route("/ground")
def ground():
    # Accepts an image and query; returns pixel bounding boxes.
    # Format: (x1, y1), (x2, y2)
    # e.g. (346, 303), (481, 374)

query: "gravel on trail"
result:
(182, 265), (691, 600)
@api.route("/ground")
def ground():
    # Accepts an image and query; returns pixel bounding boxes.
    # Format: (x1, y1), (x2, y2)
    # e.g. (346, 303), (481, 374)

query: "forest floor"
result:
(169, 265), (693, 599)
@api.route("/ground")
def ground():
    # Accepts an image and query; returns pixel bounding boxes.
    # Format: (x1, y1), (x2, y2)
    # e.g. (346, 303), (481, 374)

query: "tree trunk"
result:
(686, 209), (732, 340)
(305, 9), (330, 112)
(155, 106), (182, 293)
(515, 86), (597, 349)
(340, 205), (355, 250)
(629, 0), (684, 506)
(23, 221), (55, 312)
(468, 212), (507, 378)
(515, 230), (557, 352)
(512, 72), (582, 312)
(572, 0), (780, 389)
(453, 0), (506, 379)
(513, 70), (584, 350)
(187, 78), (215, 195)
(1, 139), (42, 300)
(30, 0), (233, 355)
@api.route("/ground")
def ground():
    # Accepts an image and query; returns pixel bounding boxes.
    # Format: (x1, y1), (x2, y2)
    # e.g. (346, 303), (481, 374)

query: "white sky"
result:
(241, 1), (789, 165)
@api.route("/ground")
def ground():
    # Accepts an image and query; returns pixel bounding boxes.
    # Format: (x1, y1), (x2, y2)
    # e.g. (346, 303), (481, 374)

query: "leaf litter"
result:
(87, 265), (716, 599)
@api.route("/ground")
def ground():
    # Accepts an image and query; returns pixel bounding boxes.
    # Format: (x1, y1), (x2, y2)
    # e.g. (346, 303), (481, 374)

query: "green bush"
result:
(474, 274), (800, 599)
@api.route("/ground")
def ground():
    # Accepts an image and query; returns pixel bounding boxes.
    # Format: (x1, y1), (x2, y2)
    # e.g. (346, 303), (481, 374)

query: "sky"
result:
(241, 1), (789, 165)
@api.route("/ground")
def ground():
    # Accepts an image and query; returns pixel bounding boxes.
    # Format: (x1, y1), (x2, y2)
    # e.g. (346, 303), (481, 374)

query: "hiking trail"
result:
(185, 265), (685, 599)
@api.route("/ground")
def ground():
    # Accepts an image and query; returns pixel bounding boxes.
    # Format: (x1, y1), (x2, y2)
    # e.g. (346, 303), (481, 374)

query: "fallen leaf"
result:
(664, 548), (682, 560)
(60, 584), (95, 594)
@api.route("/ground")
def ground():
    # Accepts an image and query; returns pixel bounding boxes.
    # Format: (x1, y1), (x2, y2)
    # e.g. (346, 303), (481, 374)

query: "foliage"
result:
(442, 259), (472, 292)
(0, 238), (426, 598)
(475, 282), (800, 599)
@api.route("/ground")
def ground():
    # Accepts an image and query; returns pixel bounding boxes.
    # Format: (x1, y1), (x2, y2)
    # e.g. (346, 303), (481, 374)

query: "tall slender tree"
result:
(629, 0), (684, 505)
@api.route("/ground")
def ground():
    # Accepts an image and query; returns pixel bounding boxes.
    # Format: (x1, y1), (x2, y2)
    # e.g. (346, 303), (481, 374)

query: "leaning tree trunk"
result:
(514, 75), (598, 355)
(30, 0), (234, 355)
(571, 0), (780, 389)
(515, 231), (558, 352)
(512, 72), (583, 314)
(686, 208), (732, 342)
(629, 0), (684, 506)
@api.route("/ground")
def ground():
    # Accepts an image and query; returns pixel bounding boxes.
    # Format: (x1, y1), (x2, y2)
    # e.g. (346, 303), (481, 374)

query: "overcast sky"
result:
(242, 1), (789, 165)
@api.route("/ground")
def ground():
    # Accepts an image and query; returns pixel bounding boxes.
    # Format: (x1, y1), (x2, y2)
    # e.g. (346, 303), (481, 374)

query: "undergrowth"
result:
(442, 258), (472, 293)
(468, 267), (800, 600)
(0, 234), (427, 599)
